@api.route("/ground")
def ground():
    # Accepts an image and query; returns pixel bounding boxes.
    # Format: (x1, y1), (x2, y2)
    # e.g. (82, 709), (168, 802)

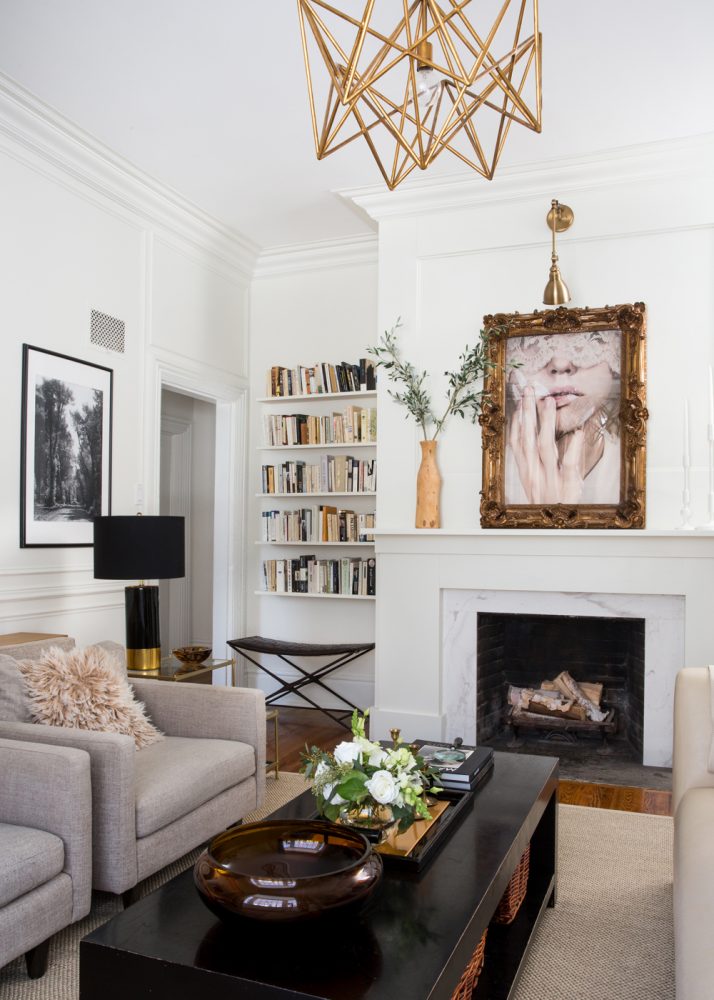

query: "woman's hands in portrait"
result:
(509, 385), (590, 504)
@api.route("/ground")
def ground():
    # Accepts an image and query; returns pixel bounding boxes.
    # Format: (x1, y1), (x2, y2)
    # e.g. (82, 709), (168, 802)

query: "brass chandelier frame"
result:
(297, 0), (541, 189)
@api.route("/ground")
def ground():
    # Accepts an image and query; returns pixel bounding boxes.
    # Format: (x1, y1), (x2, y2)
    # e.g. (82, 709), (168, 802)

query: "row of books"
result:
(262, 557), (376, 596)
(260, 507), (375, 544)
(267, 359), (377, 397)
(263, 408), (377, 447)
(261, 457), (377, 495)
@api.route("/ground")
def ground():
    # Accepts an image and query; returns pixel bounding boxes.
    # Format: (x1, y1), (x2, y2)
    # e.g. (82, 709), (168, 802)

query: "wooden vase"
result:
(415, 440), (441, 528)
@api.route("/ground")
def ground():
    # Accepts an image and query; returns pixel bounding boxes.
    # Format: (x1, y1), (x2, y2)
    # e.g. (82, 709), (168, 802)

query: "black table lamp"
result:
(93, 515), (185, 671)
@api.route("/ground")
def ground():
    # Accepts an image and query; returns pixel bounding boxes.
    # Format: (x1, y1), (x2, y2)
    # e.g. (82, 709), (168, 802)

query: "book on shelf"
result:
(413, 741), (494, 790)
(260, 456), (376, 494)
(266, 359), (377, 398)
(262, 556), (376, 596)
(263, 409), (377, 447)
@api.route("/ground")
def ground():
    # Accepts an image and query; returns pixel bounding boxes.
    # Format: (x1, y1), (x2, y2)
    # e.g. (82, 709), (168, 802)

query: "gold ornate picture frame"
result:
(480, 303), (647, 529)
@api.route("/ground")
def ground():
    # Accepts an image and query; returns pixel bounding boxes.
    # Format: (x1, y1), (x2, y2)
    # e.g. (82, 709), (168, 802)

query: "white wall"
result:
(346, 135), (714, 532)
(0, 79), (252, 646)
(247, 250), (378, 709)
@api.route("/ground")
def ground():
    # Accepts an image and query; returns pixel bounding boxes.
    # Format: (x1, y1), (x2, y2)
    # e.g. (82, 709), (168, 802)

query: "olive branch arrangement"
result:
(367, 318), (497, 440)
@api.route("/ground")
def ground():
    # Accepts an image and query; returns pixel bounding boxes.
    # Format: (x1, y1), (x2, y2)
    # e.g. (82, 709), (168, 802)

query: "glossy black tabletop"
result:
(80, 752), (558, 1000)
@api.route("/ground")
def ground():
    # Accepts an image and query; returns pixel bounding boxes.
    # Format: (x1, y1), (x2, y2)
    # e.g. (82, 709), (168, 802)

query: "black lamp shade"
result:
(93, 516), (185, 672)
(93, 516), (185, 581)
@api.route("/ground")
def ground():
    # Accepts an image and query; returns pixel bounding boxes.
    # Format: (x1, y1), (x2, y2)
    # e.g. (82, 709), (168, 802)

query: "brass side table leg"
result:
(266, 708), (279, 779)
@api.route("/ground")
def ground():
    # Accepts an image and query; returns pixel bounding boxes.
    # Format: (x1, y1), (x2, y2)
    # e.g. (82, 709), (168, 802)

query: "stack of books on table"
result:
(415, 741), (494, 792)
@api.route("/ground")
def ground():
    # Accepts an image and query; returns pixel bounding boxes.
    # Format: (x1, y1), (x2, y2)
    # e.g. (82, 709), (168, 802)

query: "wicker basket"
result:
(494, 843), (530, 925)
(450, 928), (488, 1000)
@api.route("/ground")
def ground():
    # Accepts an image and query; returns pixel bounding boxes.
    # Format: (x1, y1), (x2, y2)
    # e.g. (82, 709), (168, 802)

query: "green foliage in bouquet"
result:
(367, 318), (498, 441)
(300, 710), (441, 833)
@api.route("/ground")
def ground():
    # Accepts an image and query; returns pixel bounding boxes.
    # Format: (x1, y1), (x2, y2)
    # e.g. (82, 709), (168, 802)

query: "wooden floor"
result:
(270, 707), (673, 817)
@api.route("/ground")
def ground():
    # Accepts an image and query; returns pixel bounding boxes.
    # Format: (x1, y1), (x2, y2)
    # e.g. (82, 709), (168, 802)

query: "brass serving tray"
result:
(372, 775), (490, 873)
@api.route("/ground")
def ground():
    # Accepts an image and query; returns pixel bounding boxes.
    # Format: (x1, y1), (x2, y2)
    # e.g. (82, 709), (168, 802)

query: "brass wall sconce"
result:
(543, 199), (574, 305)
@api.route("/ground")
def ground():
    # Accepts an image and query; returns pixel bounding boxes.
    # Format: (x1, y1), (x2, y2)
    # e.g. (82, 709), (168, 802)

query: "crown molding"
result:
(254, 232), (378, 279)
(0, 72), (259, 278)
(339, 133), (714, 222)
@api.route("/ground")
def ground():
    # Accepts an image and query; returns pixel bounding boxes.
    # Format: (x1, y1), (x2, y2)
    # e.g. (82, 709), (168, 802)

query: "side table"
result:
(128, 656), (235, 685)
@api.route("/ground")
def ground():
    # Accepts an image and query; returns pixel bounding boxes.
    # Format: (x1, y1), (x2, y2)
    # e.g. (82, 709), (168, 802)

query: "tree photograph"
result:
(33, 377), (104, 521)
(21, 345), (112, 547)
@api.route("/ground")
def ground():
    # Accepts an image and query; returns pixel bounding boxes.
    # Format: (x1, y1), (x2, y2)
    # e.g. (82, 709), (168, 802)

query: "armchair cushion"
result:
(0, 824), (64, 908)
(19, 645), (163, 749)
(135, 737), (255, 837)
(0, 654), (32, 722)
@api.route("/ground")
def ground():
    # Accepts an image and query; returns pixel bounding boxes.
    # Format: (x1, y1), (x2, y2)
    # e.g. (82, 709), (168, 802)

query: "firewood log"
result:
(507, 685), (586, 720)
(551, 671), (607, 722)
(541, 679), (603, 706)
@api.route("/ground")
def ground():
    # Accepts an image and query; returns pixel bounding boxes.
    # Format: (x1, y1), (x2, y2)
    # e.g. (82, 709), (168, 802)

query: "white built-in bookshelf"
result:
(257, 367), (377, 600)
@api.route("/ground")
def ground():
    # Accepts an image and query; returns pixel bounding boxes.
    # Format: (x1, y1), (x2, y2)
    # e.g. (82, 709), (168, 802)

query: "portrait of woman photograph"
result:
(504, 329), (622, 506)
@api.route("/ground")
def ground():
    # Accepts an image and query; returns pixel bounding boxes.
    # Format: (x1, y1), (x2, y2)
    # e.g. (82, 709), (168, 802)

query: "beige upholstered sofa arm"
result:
(131, 679), (266, 777)
(0, 721), (137, 894)
(0, 738), (92, 920)
(673, 668), (714, 816)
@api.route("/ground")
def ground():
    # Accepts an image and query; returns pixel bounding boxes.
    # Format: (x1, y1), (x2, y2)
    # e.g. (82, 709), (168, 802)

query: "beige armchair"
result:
(0, 639), (266, 902)
(0, 738), (92, 978)
(672, 667), (714, 1000)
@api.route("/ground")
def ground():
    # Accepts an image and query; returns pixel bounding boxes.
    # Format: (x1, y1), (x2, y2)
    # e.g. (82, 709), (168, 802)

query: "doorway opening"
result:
(159, 389), (216, 657)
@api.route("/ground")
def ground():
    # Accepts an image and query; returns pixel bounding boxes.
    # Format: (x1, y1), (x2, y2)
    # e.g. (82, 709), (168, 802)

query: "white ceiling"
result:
(0, 1), (713, 250)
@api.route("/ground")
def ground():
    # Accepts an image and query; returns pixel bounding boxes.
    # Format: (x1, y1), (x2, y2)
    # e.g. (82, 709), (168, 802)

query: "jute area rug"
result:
(0, 774), (674, 1000)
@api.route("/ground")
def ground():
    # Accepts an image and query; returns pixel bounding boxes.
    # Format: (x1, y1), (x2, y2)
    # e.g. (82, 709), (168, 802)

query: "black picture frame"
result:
(20, 344), (113, 547)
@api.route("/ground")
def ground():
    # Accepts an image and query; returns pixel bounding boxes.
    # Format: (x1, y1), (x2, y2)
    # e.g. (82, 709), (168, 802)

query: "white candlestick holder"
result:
(678, 462), (695, 531)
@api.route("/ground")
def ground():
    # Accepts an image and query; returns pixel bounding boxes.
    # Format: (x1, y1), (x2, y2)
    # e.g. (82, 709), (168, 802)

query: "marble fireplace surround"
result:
(371, 531), (714, 768)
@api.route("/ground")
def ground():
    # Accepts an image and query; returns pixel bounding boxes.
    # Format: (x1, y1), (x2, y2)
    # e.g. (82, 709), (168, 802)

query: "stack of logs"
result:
(508, 670), (608, 724)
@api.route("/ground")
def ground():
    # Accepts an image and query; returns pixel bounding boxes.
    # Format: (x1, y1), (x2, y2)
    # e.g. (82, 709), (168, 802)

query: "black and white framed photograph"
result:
(21, 345), (113, 547)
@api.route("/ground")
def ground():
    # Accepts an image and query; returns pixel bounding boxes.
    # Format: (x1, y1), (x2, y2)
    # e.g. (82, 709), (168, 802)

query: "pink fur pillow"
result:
(18, 645), (163, 749)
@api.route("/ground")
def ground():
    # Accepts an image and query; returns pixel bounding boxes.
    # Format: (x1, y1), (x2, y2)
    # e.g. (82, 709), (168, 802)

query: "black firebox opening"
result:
(476, 612), (645, 759)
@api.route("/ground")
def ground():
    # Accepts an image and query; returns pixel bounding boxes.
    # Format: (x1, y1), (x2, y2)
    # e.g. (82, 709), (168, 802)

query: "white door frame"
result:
(160, 413), (192, 653)
(146, 355), (248, 675)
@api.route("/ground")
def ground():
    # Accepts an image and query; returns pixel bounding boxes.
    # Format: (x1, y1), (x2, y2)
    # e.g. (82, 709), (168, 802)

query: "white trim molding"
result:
(0, 72), (259, 277)
(254, 233), (379, 279)
(340, 132), (714, 223)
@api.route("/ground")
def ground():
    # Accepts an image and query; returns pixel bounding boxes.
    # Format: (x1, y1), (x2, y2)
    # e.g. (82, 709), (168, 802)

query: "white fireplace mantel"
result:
(371, 529), (714, 767)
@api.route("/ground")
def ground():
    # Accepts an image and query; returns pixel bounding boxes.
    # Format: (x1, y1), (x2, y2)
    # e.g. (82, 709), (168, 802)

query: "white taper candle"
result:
(684, 399), (691, 467)
(709, 365), (714, 427)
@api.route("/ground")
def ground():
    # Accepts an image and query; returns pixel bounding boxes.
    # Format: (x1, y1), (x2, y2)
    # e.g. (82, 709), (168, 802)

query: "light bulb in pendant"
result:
(414, 40), (439, 113)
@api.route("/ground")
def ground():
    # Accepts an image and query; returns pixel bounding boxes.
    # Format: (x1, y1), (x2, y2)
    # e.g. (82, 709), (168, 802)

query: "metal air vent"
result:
(90, 309), (125, 353)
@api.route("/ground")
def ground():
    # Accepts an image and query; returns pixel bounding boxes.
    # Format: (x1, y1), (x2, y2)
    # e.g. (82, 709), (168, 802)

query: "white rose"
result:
(365, 769), (398, 805)
(334, 740), (361, 765)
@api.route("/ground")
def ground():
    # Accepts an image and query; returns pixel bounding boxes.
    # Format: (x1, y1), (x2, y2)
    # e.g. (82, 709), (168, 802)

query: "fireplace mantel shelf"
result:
(373, 528), (714, 538)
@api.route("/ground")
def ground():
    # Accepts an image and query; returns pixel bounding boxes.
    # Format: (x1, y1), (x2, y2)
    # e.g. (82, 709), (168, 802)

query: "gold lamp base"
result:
(126, 647), (161, 672)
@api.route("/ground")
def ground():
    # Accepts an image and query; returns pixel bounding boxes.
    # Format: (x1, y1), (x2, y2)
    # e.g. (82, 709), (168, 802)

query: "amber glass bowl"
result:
(172, 645), (212, 665)
(194, 819), (383, 923)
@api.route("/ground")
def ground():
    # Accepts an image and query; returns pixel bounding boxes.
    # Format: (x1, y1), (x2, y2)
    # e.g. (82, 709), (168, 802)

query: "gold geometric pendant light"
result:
(297, 0), (542, 190)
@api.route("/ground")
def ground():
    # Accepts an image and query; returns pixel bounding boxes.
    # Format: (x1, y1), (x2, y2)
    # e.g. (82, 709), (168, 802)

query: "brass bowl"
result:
(194, 819), (383, 923)
(172, 645), (212, 665)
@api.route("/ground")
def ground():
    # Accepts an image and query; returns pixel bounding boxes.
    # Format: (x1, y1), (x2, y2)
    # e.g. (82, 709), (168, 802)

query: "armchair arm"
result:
(0, 721), (137, 894)
(673, 668), (714, 817)
(0, 738), (92, 920)
(132, 679), (266, 777)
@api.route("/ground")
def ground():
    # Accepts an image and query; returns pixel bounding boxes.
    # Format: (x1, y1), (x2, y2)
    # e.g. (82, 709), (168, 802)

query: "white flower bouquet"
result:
(300, 711), (438, 833)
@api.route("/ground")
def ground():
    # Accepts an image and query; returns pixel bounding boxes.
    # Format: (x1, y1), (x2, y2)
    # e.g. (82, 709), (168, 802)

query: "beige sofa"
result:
(672, 667), (714, 1000)
(0, 635), (266, 901)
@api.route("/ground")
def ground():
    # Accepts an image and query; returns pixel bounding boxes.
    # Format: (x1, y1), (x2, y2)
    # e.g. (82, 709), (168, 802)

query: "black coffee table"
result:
(80, 752), (557, 1000)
